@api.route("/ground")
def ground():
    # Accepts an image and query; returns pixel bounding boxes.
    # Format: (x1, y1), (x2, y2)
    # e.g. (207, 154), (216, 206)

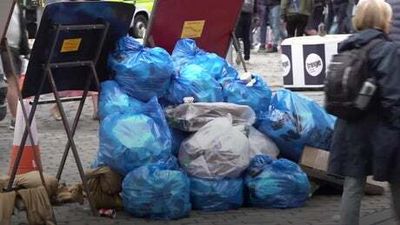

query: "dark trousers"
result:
(333, 2), (349, 34)
(235, 12), (252, 60)
(286, 14), (309, 37)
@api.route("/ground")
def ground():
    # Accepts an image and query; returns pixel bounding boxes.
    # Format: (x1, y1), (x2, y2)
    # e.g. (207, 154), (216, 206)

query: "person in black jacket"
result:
(328, 0), (400, 224)
(387, 0), (400, 43)
(236, 0), (258, 61)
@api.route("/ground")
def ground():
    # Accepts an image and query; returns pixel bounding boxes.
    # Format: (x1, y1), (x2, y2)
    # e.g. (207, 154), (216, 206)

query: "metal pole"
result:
(56, 67), (91, 180)
(47, 68), (97, 216)
(231, 32), (248, 72)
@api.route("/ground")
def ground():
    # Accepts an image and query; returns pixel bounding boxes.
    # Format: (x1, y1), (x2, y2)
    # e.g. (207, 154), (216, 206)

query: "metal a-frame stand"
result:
(5, 22), (109, 216)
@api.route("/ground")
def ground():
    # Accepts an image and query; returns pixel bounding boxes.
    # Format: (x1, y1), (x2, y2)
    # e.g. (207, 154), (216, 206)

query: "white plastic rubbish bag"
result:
(165, 102), (256, 132)
(179, 117), (250, 179)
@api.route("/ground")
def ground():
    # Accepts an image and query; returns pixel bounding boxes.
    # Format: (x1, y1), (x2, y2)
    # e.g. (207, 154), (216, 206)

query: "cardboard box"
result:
(300, 146), (330, 171)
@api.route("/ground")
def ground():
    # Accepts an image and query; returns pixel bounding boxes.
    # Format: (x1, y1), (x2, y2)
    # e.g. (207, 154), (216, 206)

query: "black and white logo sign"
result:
(305, 53), (323, 77)
(281, 45), (293, 85)
(303, 44), (326, 85)
(281, 54), (291, 77)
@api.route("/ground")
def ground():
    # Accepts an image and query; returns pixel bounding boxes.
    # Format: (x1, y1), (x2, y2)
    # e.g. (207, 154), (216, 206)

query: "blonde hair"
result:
(353, 0), (393, 33)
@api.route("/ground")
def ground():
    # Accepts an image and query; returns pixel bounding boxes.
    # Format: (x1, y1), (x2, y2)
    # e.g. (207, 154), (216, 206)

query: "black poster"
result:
(281, 45), (293, 86)
(22, 1), (135, 98)
(303, 44), (326, 85)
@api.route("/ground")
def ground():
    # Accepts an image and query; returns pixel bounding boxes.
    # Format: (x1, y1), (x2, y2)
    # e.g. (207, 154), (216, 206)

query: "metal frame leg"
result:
(47, 68), (97, 216)
(56, 63), (99, 180)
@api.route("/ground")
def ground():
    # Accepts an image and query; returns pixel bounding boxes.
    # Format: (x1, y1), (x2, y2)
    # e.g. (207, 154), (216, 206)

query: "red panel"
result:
(146, 0), (244, 57)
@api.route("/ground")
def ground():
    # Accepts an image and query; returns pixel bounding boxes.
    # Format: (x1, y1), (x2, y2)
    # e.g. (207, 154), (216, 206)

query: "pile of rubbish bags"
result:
(91, 36), (336, 220)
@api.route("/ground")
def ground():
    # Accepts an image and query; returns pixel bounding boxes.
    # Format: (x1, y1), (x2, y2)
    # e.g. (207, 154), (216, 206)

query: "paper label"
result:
(61, 38), (82, 53)
(181, 20), (205, 38)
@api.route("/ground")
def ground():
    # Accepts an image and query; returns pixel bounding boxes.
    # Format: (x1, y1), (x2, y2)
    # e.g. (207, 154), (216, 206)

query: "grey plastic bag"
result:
(179, 117), (250, 179)
(248, 127), (280, 160)
(165, 102), (256, 132)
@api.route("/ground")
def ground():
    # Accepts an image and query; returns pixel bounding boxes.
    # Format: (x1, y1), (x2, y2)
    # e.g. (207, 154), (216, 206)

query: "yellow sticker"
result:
(181, 20), (205, 39)
(60, 38), (82, 53)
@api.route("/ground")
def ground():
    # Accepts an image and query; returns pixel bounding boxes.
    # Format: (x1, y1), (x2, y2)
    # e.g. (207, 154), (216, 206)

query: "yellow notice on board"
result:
(61, 38), (82, 53)
(181, 20), (205, 38)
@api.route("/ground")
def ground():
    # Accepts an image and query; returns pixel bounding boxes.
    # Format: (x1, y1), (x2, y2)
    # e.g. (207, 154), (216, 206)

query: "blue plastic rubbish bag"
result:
(166, 64), (223, 104)
(190, 177), (243, 211)
(122, 161), (191, 220)
(109, 36), (174, 101)
(97, 97), (172, 175)
(172, 39), (237, 80)
(257, 89), (336, 161)
(245, 155), (310, 208)
(221, 74), (272, 120)
(98, 80), (142, 120)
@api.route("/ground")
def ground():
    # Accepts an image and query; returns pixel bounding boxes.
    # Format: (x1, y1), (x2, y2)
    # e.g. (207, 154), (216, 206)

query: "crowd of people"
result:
(236, 0), (359, 61)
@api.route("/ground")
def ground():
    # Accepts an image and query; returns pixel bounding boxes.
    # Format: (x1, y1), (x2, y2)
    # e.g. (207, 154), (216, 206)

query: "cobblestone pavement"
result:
(0, 50), (397, 225)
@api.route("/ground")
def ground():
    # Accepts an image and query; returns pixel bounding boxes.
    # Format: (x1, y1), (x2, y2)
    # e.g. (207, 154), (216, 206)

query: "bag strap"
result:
(359, 38), (384, 54)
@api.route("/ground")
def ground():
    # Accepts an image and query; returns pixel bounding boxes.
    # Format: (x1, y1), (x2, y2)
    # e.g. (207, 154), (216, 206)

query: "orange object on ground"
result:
(8, 100), (42, 175)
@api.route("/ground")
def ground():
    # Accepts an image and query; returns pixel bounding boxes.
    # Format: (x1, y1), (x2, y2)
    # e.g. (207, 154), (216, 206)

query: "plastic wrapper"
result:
(221, 75), (272, 120)
(179, 117), (250, 179)
(245, 155), (310, 208)
(248, 127), (280, 160)
(257, 89), (336, 161)
(122, 161), (191, 220)
(166, 64), (223, 104)
(166, 102), (256, 132)
(98, 80), (142, 120)
(190, 177), (243, 211)
(171, 39), (238, 80)
(109, 36), (174, 101)
(97, 97), (172, 176)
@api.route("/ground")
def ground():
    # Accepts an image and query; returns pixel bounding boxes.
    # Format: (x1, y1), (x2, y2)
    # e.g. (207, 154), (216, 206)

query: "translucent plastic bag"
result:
(97, 97), (172, 176)
(109, 36), (174, 101)
(248, 127), (279, 160)
(179, 117), (250, 179)
(166, 64), (223, 104)
(245, 155), (310, 208)
(190, 177), (243, 211)
(98, 80), (142, 120)
(221, 74), (272, 120)
(172, 39), (237, 80)
(165, 102), (256, 132)
(257, 89), (336, 161)
(122, 161), (191, 220)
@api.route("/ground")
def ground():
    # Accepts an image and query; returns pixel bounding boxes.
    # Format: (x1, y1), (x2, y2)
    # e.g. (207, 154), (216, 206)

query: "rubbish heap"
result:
(91, 36), (336, 220)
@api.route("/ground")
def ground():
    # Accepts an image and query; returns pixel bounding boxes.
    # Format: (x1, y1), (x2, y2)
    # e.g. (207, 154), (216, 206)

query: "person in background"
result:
(236, 0), (258, 62)
(264, 0), (287, 52)
(329, 0), (356, 34)
(328, 0), (400, 224)
(281, 0), (314, 37)
(0, 2), (30, 130)
(305, 0), (326, 35)
(258, 0), (269, 52)
(386, 0), (400, 44)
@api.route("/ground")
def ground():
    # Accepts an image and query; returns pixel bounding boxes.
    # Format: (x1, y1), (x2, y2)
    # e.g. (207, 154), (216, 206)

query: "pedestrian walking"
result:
(328, 0), (400, 224)
(281, 0), (314, 37)
(258, 0), (269, 52)
(387, 0), (400, 44)
(0, 2), (30, 130)
(264, 0), (287, 52)
(236, 0), (258, 61)
(305, 0), (325, 35)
